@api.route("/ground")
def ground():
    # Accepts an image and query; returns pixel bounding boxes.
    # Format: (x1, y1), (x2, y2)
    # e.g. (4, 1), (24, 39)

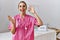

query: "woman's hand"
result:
(8, 16), (16, 34)
(28, 6), (35, 14)
(8, 16), (15, 24)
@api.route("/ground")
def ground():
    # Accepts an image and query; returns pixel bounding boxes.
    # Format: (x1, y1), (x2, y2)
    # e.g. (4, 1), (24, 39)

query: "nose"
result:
(21, 8), (24, 10)
(21, 6), (24, 9)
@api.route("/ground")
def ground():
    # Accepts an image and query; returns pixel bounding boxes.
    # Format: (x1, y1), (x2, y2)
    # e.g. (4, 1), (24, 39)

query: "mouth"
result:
(20, 9), (25, 12)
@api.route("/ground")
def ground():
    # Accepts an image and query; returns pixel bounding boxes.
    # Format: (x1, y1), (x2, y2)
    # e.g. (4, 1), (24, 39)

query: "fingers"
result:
(28, 5), (35, 13)
(28, 5), (34, 10)
(8, 16), (12, 21)
(8, 16), (15, 24)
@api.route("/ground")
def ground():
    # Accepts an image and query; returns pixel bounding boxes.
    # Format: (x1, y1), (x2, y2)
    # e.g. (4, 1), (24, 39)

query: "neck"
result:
(20, 12), (26, 18)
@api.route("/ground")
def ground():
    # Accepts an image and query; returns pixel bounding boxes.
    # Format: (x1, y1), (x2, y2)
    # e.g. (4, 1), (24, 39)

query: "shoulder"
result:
(26, 14), (34, 18)
(14, 14), (20, 19)
(26, 14), (35, 20)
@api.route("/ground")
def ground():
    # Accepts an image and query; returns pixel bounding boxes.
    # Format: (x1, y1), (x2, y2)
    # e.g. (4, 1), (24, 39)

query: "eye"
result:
(20, 5), (21, 7)
(23, 5), (25, 7)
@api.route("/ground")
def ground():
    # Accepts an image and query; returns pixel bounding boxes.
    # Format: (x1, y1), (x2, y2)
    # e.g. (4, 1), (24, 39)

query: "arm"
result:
(33, 12), (43, 26)
(10, 23), (16, 34)
(8, 16), (16, 34)
(28, 6), (43, 26)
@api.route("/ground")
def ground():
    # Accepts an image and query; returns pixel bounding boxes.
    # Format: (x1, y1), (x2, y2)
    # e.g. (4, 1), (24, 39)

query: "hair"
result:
(18, 1), (27, 9)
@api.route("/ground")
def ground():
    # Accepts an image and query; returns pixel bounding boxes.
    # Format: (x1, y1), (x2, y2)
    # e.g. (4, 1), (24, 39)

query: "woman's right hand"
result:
(8, 16), (15, 24)
(8, 16), (16, 34)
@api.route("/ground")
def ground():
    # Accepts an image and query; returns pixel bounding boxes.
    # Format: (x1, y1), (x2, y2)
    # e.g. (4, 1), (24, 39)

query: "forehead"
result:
(19, 3), (26, 6)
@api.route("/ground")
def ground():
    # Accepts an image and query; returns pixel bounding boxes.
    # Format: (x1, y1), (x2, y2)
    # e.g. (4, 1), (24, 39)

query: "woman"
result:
(8, 1), (43, 40)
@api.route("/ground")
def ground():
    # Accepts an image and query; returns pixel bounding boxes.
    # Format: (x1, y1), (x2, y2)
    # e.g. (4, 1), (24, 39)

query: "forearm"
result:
(28, 6), (43, 26)
(10, 24), (16, 34)
(33, 12), (43, 26)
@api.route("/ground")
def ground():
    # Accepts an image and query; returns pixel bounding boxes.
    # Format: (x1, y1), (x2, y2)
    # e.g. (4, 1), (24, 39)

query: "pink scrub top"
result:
(8, 14), (38, 40)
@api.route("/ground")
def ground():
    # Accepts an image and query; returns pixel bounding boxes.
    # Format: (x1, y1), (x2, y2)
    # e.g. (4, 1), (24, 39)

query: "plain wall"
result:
(0, 0), (60, 32)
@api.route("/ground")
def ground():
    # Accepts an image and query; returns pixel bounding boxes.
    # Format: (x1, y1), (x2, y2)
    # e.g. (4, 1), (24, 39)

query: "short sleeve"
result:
(34, 18), (38, 26)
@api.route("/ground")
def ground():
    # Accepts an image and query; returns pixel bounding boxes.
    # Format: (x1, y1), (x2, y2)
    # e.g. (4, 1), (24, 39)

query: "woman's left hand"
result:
(28, 6), (35, 14)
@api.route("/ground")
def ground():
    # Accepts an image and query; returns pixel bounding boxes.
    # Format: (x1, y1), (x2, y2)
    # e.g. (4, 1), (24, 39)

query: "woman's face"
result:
(18, 3), (27, 12)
